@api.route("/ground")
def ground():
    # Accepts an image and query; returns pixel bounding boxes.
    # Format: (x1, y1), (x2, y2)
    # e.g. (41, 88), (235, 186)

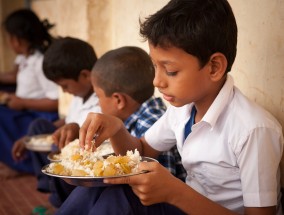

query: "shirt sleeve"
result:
(237, 126), (283, 207)
(144, 106), (177, 152)
(35, 56), (59, 100)
(14, 55), (24, 65)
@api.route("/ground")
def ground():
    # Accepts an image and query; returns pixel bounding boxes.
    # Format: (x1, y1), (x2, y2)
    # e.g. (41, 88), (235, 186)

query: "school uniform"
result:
(15, 51), (58, 100)
(56, 96), (187, 215)
(57, 75), (283, 215)
(145, 75), (283, 214)
(124, 96), (186, 181)
(29, 93), (101, 207)
(64, 93), (101, 126)
(0, 51), (59, 173)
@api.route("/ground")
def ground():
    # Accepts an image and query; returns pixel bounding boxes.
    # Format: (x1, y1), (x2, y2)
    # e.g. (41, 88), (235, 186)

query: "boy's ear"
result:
(208, 52), (227, 81)
(112, 92), (126, 110)
(79, 69), (91, 80)
(14, 37), (21, 47)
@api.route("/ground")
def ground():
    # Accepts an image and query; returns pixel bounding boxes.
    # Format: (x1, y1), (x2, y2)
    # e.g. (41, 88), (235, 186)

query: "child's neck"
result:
(82, 89), (93, 103)
(194, 75), (227, 122)
(121, 98), (141, 122)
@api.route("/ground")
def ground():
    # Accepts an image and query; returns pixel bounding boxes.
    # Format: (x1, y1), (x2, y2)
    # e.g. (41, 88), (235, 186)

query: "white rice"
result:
(29, 135), (53, 146)
(47, 139), (141, 177)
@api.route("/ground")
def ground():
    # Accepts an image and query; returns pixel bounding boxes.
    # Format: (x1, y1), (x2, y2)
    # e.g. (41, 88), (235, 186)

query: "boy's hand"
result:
(7, 94), (25, 110)
(12, 136), (28, 161)
(0, 91), (9, 104)
(79, 113), (123, 151)
(53, 123), (80, 149)
(104, 161), (179, 205)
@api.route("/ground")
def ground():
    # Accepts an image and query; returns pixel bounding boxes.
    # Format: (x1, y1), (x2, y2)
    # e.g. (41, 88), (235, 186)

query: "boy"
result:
(56, 46), (186, 214)
(12, 37), (101, 208)
(59, 0), (283, 215)
(90, 46), (185, 180)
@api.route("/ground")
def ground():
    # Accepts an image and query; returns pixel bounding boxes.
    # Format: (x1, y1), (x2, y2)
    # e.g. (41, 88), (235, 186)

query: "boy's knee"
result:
(28, 118), (54, 135)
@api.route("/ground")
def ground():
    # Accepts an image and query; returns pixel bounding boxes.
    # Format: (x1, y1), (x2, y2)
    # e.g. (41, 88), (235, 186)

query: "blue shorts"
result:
(56, 185), (186, 215)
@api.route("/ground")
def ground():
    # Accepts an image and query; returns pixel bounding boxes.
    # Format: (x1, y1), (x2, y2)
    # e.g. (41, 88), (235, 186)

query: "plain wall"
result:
(29, 0), (284, 132)
(0, 0), (25, 72)
(0, 0), (283, 133)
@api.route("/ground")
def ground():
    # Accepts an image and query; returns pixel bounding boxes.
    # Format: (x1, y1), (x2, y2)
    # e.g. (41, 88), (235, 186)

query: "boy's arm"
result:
(79, 112), (160, 158)
(53, 118), (65, 128)
(0, 65), (18, 84)
(7, 95), (58, 112)
(171, 180), (276, 215)
(53, 122), (80, 149)
(105, 161), (276, 215)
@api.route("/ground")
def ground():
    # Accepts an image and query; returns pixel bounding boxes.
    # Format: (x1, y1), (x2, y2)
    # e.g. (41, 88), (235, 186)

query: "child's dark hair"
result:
(43, 37), (97, 81)
(3, 9), (55, 53)
(92, 46), (155, 104)
(140, 0), (237, 73)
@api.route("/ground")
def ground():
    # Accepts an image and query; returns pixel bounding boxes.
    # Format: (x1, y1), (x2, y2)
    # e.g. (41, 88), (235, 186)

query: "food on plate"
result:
(49, 139), (114, 162)
(28, 134), (54, 146)
(46, 144), (141, 177)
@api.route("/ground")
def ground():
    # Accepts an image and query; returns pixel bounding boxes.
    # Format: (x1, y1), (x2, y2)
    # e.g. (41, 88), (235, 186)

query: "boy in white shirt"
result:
(59, 0), (283, 215)
(12, 37), (101, 208)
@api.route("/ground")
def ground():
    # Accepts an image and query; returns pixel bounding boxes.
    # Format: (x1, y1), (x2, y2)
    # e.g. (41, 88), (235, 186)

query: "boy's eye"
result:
(166, 71), (177, 76)
(61, 85), (68, 90)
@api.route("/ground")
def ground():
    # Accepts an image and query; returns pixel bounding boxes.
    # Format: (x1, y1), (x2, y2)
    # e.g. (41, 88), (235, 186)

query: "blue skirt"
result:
(0, 104), (58, 173)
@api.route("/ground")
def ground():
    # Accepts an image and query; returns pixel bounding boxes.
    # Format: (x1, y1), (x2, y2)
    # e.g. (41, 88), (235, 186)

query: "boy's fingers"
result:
(86, 122), (100, 150)
(59, 132), (67, 149)
(79, 118), (91, 148)
(65, 134), (73, 147)
(104, 174), (140, 185)
(80, 118), (100, 150)
(104, 162), (157, 185)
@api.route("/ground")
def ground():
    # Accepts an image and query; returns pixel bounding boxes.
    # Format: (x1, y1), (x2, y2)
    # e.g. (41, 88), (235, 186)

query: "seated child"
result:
(0, 9), (59, 174)
(12, 37), (101, 208)
(58, 0), (283, 215)
(56, 46), (186, 214)
(89, 46), (185, 180)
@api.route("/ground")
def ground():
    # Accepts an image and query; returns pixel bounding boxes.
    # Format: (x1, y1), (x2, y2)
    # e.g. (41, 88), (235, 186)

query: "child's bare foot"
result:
(0, 162), (22, 180)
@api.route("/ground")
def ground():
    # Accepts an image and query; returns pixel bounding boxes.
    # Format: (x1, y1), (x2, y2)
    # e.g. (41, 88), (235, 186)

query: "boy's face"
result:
(56, 77), (91, 98)
(8, 34), (25, 54)
(91, 76), (119, 117)
(149, 43), (213, 107)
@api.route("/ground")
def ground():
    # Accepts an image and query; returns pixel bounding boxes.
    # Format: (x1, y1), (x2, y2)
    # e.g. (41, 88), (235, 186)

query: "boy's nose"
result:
(153, 70), (166, 89)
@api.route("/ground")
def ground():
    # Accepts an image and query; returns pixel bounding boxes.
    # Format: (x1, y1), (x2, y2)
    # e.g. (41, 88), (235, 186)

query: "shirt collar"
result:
(76, 92), (99, 110)
(202, 74), (234, 128)
(124, 96), (159, 129)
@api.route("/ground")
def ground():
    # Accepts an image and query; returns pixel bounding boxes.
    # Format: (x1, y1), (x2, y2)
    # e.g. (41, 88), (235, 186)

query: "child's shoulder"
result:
(229, 87), (282, 133)
(135, 96), (167, 120)
(27, 51), (44, 67)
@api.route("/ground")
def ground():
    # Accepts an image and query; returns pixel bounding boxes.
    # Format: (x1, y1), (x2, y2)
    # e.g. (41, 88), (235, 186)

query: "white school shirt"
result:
(65, 93), (101, 127)
(15, 51), (59, 99)
(145, 75), (283, 214)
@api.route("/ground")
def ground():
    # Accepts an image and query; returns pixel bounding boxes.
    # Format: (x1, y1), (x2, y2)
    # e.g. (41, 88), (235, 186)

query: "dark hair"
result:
(43, 37), (97, 81)
(140, 0), (237, 72)
(3, 9), (54, 53)
(92, 46), (155, 104)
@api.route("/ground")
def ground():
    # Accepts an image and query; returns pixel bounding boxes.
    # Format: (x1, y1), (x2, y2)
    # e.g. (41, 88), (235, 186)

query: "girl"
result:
(0, 9), (59, 174)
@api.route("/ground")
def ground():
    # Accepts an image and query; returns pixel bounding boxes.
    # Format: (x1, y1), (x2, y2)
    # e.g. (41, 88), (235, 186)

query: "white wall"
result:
(29, 0), (284, 130)
(229, 0), (284, 128)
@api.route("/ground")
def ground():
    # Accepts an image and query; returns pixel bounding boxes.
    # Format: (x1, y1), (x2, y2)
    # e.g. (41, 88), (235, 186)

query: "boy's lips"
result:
(162, 93), (174, 102)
